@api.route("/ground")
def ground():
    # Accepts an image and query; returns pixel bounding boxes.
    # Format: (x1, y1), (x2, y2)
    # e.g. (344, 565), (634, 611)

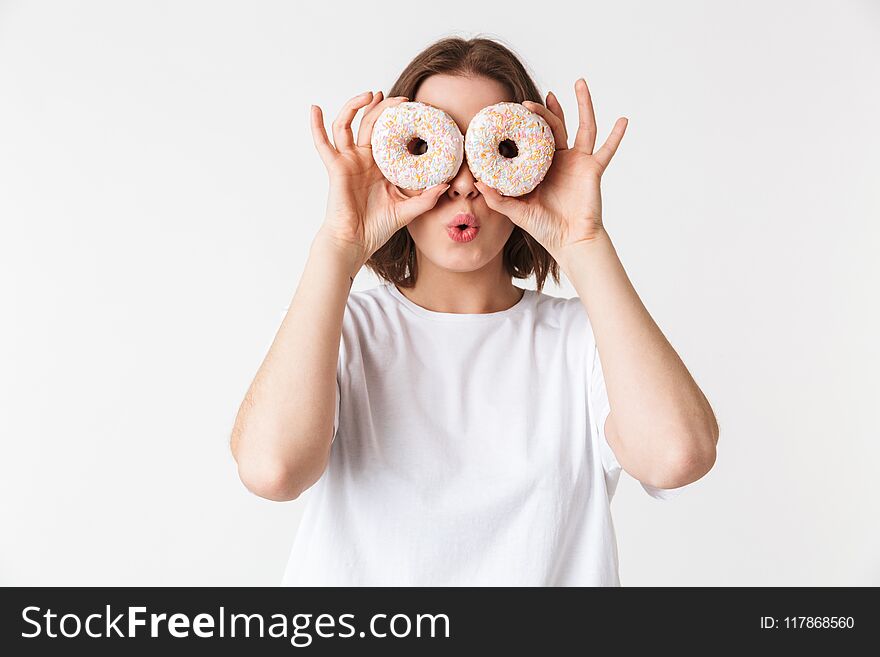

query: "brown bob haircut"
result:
(365, 36), (561, 293)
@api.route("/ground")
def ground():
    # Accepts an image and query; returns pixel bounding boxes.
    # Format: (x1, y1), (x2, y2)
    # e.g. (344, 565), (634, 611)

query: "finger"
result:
(363, 89), (385, 116)
(352, 91), (384, 145)
(545, 91), (569, 146)
(474, 180), (530, 227)
(332, 91), (374, 151)
(310, 104), (338, 167)
(592, 117), (628, 171)
(522, 100), (568, 150)
(395, 182), (450, 225)
(356, 94), (410, 148)
(572, 78), (598, 154)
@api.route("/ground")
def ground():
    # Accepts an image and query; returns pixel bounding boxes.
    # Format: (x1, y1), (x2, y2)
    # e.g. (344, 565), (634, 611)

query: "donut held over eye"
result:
(370, 101), (464, 190)
(465, 102), (555, 197)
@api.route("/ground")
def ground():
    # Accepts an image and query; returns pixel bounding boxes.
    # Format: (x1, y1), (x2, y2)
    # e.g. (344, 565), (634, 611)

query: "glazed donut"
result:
(370, 101), (464, 190)
(465, 102), (555, 196)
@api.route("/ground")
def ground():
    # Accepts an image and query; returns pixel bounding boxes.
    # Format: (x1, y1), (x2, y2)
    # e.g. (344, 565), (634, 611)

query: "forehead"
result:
(414, 74), (513, 133)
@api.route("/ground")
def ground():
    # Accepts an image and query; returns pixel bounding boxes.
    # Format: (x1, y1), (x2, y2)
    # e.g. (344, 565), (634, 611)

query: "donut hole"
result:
(406, 137), (429, 156)
(498, 139), (519, 159)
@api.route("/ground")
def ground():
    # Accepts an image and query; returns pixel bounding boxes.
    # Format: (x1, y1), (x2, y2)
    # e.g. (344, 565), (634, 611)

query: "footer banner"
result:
(0, 586), (872, 653)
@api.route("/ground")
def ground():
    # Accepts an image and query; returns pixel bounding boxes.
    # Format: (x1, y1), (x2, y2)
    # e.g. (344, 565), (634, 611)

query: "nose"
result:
(446, 154), (479, 200)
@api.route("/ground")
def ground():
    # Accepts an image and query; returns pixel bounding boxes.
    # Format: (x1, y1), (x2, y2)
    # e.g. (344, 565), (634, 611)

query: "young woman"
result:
(230, 37), (719, 586)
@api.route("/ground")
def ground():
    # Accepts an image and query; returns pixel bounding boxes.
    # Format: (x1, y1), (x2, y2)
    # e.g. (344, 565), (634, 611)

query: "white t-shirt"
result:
(279, 283), (689, 587)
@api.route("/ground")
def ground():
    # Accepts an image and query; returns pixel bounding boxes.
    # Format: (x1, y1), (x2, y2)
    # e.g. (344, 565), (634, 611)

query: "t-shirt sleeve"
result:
(581, 300), (691, 501)
(280, 307), (341, 444)
(331, 375), (341, 443)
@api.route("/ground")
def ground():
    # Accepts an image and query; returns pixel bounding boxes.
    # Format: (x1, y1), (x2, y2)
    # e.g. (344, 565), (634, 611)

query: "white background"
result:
(1, 0), (878, 585)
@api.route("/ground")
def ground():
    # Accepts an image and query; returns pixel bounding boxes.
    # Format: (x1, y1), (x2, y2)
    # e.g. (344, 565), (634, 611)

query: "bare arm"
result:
(558, 230), (719, 489)
(230, 234), (355, 501)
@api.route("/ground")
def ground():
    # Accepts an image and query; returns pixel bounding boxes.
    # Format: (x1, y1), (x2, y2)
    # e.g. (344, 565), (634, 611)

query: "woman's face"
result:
(400, 74), (514, 274)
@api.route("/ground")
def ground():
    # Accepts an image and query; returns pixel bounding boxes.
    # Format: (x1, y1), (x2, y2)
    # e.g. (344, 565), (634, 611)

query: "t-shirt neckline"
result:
(385, 283), (534, 322)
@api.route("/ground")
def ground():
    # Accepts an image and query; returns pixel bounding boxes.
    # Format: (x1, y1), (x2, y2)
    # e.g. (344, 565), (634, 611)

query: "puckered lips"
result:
(446, 213), (480, 243)
(447, 213), (480, 229)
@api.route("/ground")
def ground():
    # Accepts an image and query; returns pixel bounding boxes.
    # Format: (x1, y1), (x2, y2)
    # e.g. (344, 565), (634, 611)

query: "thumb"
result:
(395, 183), (450, 226)
(474, 181), (528, 226)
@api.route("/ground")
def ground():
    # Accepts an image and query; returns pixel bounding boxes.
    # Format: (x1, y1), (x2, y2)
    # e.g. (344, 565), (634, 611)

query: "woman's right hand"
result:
(309, 91), (450, 277)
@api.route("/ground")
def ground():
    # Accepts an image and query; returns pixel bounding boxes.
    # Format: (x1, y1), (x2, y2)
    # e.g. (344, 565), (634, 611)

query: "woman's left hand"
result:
(474, 78), (627, 261)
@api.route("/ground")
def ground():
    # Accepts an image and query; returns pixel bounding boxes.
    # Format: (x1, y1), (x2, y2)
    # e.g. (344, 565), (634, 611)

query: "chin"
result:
(422, 240), (502, 272)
